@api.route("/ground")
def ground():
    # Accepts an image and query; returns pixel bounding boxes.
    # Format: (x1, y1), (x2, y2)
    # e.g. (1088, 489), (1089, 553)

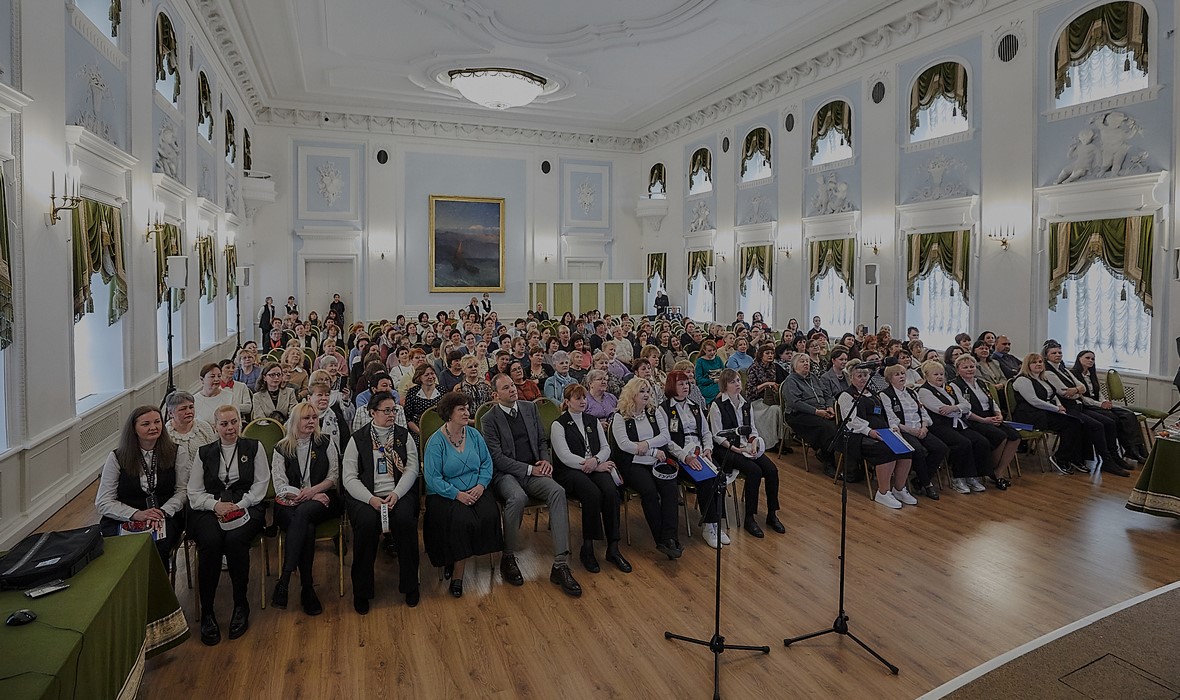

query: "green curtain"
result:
(1055, 2), (1148, 97)
(225, 111), (236, 163)
(739, 244), (774, 295)
(109, 0), (122, 37)
(687, 250), (713, 294)
(808, 238), (855, 299)
(197, 236), (218, 300)
(155, 12), (180, 103)
(0, 170), (11, 350)
(810, 100), (852, 159)
(906, 230), (971, 303)
(741, 128), (772, 177)
(225, 245), (238, 299)
(243, 129), (252, 171)
(72, 199), (128, 325)
(689, 148), (712, 189)
(648, 163), (665, 193)
(646, 252), (667, 284)
(909, 62), (968, 134)
(1049, 216), (1153, 312)
(198, 73), (213, 135)
(158, 223), (185, 311)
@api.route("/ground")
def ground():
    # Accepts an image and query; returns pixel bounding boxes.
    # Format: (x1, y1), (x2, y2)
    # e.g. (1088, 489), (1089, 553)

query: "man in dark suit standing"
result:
(258, 296), (276, 338)
(329, 294), (346, 324)
(481, 374), (581, 597)
(534, 303), (549, 321)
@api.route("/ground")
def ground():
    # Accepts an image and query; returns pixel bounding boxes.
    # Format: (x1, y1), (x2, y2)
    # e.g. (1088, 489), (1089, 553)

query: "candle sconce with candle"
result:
(46, 165), (82, 226)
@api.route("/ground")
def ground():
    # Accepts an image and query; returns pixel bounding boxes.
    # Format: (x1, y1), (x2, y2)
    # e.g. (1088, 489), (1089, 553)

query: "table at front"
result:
(1127, 436), (1180, 518)
(0, 533), (189, 700)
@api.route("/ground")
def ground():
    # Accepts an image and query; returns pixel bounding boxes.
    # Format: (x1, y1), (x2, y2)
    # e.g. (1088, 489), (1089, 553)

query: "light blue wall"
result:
(1036, 0), (1172, 186)
(683, 135), (718, 231)
(733, 111), (778, 226)
(65, 20), (128, 149)
(803, 85), (861, 215)
(402, 151), (527, 307)
(152, 105), (184, 180)
(897, 37), (983, 203)
(291, 140), (365, 229)
(560, 158), (611, 231)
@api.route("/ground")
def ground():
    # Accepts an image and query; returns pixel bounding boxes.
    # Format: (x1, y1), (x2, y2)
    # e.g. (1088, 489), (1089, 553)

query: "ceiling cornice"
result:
(195, 0), (1010, 152)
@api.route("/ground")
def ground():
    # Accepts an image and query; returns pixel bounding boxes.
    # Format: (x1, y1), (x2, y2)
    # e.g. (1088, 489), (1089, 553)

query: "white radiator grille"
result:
(80, 411), (120, 455)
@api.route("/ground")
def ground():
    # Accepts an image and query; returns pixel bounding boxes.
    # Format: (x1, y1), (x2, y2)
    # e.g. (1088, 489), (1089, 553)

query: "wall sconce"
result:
(988, 226), (1015, 250)
(715, 250), (728, 263)
(861, 239), (880, 255)
(777, 243), (793, 258)
(46, 165), (82, 226)
(146, 200), (165, 243)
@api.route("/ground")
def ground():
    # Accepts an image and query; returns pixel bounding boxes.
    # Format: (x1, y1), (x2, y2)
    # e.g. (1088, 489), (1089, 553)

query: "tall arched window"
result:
(155, 12), (180, 106)
(197, 72), (213, 142)
(243, 129), (253, 171)
(1054, 2), (1149, 109)
(225, 109), (236, 165)
(688, 148), (712, 195)
(905, 231), (971, 349)
(808, 238), (855, 332)
(909, 61), (969, 142)
(741, 128), (772, 182)
(648, 163), (666, 199)
(810, 100), (852, 165)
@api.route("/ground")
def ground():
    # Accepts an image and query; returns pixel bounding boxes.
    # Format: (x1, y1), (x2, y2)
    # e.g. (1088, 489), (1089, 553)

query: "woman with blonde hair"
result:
(1012, 352), (1092, 474)
(611, 378), (680, 559)
(836, 361), (915, 509)
(282, 347), (310, 398)
(916, 360), (990, 494)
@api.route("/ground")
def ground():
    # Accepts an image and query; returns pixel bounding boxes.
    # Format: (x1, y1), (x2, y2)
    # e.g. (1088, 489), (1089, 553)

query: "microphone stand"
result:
(665, 454), (771, 700)
(783, 373), (899, 675)
(231, 282), (243, 361)
(162, 287), (177, 406)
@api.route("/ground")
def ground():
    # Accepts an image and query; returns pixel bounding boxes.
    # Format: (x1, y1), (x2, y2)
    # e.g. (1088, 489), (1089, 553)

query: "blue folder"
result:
(677, 455), (720, 482)
(877, 428), (915, 455)
(1005, 421), (1036, 431)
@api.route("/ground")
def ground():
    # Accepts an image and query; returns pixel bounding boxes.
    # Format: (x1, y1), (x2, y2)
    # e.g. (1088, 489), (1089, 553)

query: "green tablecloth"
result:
(0, 534), (189, 700)
(1127, 437), (1180, 518)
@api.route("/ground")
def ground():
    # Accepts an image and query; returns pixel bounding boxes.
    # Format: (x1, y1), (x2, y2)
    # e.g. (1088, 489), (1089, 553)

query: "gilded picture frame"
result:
(429, 195), (506, 292)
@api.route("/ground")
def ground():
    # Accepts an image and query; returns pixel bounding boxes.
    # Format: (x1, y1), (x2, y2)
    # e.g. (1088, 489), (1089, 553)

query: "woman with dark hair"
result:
(271, 402), (340, 616)
(561, 310), (576, 326)
(976, 330), (997, 350)
(972, 341), (1005, 386)
(773, 343), (793, 383)
(423, 390), (503, 598)
(194, 363), (234, 425)
(942, 346), (964, 380)
(951, 355), (1017, 489)
(510, 360), (542, 401)
(551, 384), (631, 573)
(96, 406), (188, 563)
(252, 361), (298, 421)
(1071, 349), (1149, 462)
(745, 344), (783, 449)
(661, 370), (725, 549)
(403, 363), (443, 443)
(784, 318), (804, 346)
(710, 369), (783, 536)
(1042, 341), (1133, 475)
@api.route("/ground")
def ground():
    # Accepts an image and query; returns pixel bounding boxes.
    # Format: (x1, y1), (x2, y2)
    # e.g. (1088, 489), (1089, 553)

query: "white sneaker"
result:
(891, 487), (918, 506)
(703, 523), (721, 549)
(951, 478), (971, 494)
(968, 477), (986, 492)
(874, 490), (903, 509)
(719, 527), (731, 545)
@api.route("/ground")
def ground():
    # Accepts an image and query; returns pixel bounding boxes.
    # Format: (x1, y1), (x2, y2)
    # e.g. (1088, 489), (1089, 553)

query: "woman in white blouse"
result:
(193, 363), (235, 425)
(835, 361), (915, 510)
(96, 406), (189, 564)
(551, 384), (632, 574)
(708, 369), (783, 537)
(1042, 341), (1133, 476)
(270, 403), (340, 616)
(916, 361), (991, 495)
(661, 370), (725, 549)
(611, 378), (681, 559)
(879, 364), (947, 500)
(1011, 353), (1093, 474)
(950, 355), (1018, 489)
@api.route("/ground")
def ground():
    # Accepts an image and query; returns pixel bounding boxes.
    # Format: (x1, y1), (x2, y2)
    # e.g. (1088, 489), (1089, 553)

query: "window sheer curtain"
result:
(738, 245), (773, 319)
(1055, 2), (1149, 100)
(1052, 261), (1151, 371)
(810, 101), (852, 164)
(907, 267), (970, 351)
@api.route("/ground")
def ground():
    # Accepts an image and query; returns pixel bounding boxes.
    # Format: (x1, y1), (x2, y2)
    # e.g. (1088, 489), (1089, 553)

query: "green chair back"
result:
(1105, 369), (1126, 402)
(689, 351), (699, 364)
(474, 402), (495, 432)
(420, 407), (445, 451)
(243, 417), (286, 460)
(534, 398), (561, 440)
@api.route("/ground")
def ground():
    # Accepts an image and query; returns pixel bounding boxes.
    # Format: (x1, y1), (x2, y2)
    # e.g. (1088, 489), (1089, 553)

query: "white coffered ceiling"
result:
(224, 0), (902, 135)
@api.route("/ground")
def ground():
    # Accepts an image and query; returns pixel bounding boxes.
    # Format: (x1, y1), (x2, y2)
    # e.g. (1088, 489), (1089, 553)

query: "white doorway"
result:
(304, 260), (356, 326)
(566, 260), (604, 280)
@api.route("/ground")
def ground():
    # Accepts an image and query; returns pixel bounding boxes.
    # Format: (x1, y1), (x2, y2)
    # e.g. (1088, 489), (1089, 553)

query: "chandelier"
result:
(447, 68), (547, 110)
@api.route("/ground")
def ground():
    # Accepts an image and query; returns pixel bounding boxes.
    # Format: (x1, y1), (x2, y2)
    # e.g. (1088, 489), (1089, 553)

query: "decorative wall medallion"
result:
(155, 118), (181, 179)
(810, 173), (852, 216)
(198, 163), (211, 199)
(1055, 111), (1148, 184)
(73, 64), (114, 145)
(743, 195), (770, 225)
(577, 178), (596, 214)
(689, 200), (712, 232)
(226, 172), (240, 212)
(911, 152), (966, 201)
(316, 160), (344, 206)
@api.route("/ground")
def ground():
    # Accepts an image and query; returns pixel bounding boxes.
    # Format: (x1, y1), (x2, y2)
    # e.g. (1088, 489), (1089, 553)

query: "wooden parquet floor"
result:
(40, 450), (1180, 699)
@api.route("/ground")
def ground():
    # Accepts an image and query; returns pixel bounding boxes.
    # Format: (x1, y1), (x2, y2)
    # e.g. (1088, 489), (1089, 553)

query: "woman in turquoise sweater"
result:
(694, 339), (725, 405)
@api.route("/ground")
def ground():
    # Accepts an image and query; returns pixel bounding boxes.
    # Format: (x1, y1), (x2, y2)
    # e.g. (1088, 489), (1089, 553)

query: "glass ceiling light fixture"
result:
(447, 68), (547, 110)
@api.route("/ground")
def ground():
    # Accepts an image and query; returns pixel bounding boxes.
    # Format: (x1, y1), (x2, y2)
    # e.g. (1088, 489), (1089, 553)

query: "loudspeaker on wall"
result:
(166, 256), (188, 288)
(236, 266), (251, 287)
(864, 263), (880, 287)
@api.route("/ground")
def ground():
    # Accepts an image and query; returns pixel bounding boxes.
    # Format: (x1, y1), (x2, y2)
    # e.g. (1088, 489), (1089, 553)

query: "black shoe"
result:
(301, 586), (322, 616)
(605, 548), (633, 573)
(443, 563), (454, 580)
(500, 555), (524, 586)
(655, 540), (682, 560)
(766, 514), (786, 534)
(923, 483), (940, 500)
(1048, 454), (1071, 474)
(353, 595), (370, 615)
(271, 579), (290, 609)
(449, 579), (463, 598)
(672, 539), (685, 555)
(199, 613), (220, 646)
(579, 545), (601, 573)
(1106, 464), (1131, 477)
(743, 516), (765, 538)
(228, 605), (249, 640)
(550, 565), (582, 597)
(382, 534), (397, 557)
(405, 589), (420, 607)
(822, 465), (837, 478)
(987, 475), (1011, 491)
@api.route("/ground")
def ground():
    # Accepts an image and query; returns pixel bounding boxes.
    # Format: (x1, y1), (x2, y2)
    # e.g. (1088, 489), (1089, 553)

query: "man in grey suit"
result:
(481, 374), (582, 597)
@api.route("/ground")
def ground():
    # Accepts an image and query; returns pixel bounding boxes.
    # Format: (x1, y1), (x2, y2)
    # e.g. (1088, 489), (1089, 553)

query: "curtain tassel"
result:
(1120, 284), (1127, 302)
(838, 285), (844, 294)
(952, 104), (958, 117)
(916, 284), (921, 296)
(1124, 56), (1131, 72)
(949, 286), (955, 297)
(1065, 75), (1072, 88)
(1062, 284), (1068, 300)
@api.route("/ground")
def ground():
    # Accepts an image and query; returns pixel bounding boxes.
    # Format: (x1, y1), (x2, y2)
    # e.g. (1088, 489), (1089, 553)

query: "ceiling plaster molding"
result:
(194, 0), (266, 115)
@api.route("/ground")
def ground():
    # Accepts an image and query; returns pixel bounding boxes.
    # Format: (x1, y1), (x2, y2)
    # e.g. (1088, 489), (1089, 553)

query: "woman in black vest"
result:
(187, 404), (270, 646)
(550, 384), (632, 574)
(708, 369), (783, 537)
(96, 406), (188, 564)
(341, 391), (420, 613)
(612, 377), (682, 559)
(835, 361), (915, 510)
(951, 355), (1018, 489)
(916, 360), (993, 495)
(1071, 349), (1149, 462)
(879, 364), (947, 500)
(1011, 353), (1092, 474)
(1042, 341), (1133, 476)
(660, 370), (725, 549)
(271, 403), (341, 616)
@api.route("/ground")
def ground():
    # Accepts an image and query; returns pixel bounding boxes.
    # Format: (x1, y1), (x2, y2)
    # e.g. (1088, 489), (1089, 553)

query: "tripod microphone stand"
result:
(665, 460), (770, 700)
(784, 373), (899, 675)
(159, 287), (178, 414)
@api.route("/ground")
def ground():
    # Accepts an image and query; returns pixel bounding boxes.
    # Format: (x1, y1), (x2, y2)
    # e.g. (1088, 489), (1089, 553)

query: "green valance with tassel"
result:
(687, 250), (713, 294)
(1055, 2), (1148, 97)
(155, 12), (180, 103)
(906, 230), (971, 303)
(646, 252), (667, 284)
(72, 199), (128, 325)
(739, 244), (773, 295)
(1049, 216), (1153, 312)
(808, 237), (855, 299)
(741, 128), (772, 177)
(909, 62), (968, 134)
(810, 100), (852, 159)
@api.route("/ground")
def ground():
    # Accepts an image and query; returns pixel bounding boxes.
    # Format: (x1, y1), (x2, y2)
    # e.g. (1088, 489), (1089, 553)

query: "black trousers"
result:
(346, 494), (419, 599)
(716, 450), (780, 517)
(618, 461), (679, 544)
(274, 496), (341, 583)
(1109, 406), (1147, 454)
(682, 473), (722, 525)
(552, 468), (621, 542)
(906, 433), (949, 486)
(786, 413), (838, 462)
(928, 424), (990, 478)
(1015, 408), (1091, 464)
(188, 508), (263, 612)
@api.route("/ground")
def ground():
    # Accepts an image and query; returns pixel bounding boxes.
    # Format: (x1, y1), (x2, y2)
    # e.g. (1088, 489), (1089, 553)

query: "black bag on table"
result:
(0, 525), (104, 590)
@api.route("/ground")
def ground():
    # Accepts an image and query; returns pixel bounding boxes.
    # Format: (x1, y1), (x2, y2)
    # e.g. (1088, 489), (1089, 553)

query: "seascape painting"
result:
(429, 195), (506, 292)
